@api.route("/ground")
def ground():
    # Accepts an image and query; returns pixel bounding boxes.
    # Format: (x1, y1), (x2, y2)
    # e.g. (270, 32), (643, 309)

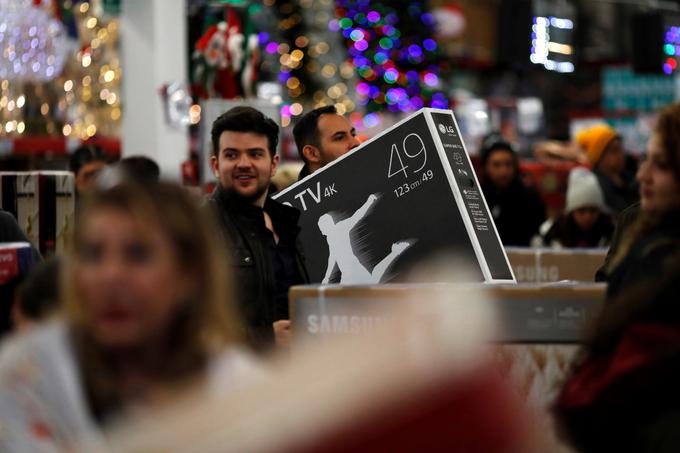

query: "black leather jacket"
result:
(208, 186), (309, 351)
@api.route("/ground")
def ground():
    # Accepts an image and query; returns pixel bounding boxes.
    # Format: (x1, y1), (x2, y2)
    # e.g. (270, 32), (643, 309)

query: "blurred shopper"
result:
(541, 168), (614, 248)
(116, 156), (161, 183)
(0, 182), (252, 451)
(293, 105), (360, 180)
(208, 106), (308, 352)
(577, 124), (638, 216)
(12, 257), (61, 331)
(555, 257), (680, 452)
(604, 103), (680, 301)
(69, 144), (108, 196)
(479, 133), (546, 246)
(96, 155), (161, 188)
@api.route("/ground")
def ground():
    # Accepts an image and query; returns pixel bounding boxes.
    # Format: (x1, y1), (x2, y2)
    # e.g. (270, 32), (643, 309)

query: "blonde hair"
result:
(62, 182), (240, 420)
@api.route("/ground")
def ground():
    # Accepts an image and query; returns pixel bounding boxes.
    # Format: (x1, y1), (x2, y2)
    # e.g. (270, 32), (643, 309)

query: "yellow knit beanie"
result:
(576, 124), (618, 166)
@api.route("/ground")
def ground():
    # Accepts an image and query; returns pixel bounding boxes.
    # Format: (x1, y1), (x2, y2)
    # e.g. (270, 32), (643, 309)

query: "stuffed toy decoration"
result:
(433, 3), (466, 39)
(241, 33), (260, 97)
(192, 7), (244, 98)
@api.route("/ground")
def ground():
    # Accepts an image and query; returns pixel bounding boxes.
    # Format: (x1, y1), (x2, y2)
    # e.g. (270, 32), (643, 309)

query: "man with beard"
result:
(208, 106), (308, 352)
(293, 105), (360, 180)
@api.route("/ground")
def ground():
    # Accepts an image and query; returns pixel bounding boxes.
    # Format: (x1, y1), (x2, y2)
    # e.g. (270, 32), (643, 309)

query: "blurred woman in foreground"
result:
(0, 182), (253, 451)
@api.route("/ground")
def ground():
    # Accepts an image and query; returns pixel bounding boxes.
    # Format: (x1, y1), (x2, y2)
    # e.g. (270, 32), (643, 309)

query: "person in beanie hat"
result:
(541, 168), (614, 248)
(479, 133), (546, 246)
(576, 124), (638, 215)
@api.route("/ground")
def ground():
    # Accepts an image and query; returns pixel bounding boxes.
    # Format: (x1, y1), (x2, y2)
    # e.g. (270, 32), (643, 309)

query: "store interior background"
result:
(1, 0), (677, 213)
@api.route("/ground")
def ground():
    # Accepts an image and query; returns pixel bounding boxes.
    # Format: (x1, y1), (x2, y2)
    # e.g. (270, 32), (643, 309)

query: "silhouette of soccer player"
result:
(318, 193), (411, 284)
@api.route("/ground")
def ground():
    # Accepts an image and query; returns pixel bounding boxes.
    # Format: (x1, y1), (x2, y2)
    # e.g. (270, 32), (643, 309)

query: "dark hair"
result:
(479, 132), (517, 168)
(479, 132), (521, 185)
(584, 255), (680, 358)
(543, 212), (613, 248)
(292, 105), (337, 163)
(210, 106), (279, 157)
(654, 102), (680, 182)
(17, 257), (60, 320)
(70, 144), (107, 175)
(117, 156), (161, 183)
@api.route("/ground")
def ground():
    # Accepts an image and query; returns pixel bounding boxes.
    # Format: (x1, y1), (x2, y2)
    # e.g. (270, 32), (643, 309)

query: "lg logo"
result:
(438, 124), (456, 134)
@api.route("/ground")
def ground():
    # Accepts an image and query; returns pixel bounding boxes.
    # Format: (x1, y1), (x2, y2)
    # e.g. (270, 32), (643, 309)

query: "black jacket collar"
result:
(211, 185), (301, 230)
(298, 164), (311, 181)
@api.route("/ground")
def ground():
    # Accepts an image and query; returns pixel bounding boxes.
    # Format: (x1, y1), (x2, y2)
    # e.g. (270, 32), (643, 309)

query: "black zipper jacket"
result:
(208, 186), (309, 351)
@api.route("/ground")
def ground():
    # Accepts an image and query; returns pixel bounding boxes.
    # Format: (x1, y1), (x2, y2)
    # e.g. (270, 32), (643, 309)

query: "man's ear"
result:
(271, 153), (280, 177)
(210, 155), (219, 178)
(302, 145), (321, 163)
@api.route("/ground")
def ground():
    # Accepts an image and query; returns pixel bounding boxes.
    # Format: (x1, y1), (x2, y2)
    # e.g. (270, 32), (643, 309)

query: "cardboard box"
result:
(0, 242), (34, 285)
(274, 108), (514, 284)
(0, 172), (75, 255)
(288, 281), (602, 442)
(505, 247), (607, 283)
(289, 283), (605, 343)
(0, 242), (36, 334)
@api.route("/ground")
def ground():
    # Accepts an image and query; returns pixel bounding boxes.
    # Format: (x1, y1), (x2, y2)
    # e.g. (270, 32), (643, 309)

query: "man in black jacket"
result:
(208, 106), (308, 351)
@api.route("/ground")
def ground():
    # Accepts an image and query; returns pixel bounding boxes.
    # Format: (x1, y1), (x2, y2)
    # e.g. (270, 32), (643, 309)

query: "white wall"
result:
(120, 0), (188, 180)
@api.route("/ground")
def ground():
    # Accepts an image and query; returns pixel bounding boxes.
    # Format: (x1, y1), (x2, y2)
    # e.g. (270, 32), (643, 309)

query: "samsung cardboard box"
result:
(274, 108), (514, 284)
(0, 172), (75, 255)
(289, 283), (605, 343)
(287, 281), (602, 447)
(505, 247), (607, 283)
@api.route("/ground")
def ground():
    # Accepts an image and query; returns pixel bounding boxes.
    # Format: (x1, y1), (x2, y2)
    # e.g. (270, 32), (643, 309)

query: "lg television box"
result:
(0, 172), (75, 255)
(274, 108), (514, 284)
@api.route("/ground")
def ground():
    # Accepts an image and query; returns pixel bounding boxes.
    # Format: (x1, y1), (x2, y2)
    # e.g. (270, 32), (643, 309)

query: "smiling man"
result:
(293, 105), (360, 180)
(208, 106), (308, 352)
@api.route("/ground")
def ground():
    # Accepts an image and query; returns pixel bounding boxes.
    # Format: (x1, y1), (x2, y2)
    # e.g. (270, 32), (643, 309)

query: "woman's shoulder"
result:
(207, 347), (268, 398)
(0, 320), (103, 451)
(0, 320), (69, 370)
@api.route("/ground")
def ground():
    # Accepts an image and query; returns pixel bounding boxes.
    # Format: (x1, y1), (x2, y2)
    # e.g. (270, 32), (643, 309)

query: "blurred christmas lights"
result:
(663, 26), (680, 75)
(335, 0), (449, 129)
(0, 2), (70, 82)
(1, 0), (121, 139)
